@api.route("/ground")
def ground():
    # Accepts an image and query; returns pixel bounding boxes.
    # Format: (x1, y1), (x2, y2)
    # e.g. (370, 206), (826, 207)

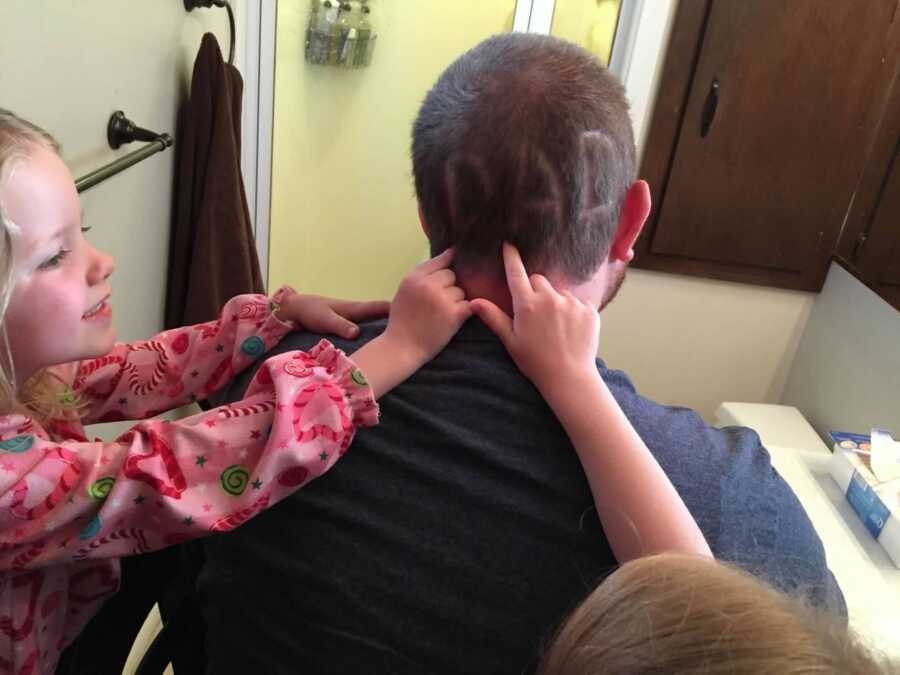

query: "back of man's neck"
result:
(456, 271), (514, 315)
(455, 268), (584, 314)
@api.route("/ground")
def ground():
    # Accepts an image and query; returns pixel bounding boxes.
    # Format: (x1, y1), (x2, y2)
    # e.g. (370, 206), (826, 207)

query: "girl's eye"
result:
(38, 248), (71, 270)
(81, 226), (92, 233)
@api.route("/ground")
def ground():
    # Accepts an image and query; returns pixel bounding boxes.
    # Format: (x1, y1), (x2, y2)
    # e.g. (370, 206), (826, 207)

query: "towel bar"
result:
(74, 111), (172, 194)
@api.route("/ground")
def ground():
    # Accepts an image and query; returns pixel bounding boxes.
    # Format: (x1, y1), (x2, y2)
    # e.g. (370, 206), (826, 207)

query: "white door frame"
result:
(239, 0), (276, 288)
(513, 0), (554, 33)
(609, 0), (646, 81)
(242, 0), (654, 286)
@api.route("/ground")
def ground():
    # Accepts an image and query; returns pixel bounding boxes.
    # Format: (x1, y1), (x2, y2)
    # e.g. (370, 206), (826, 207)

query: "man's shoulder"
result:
(278, 320), (387, 354)
(601, 363), (844, 614)
(598, 361), (751, 459)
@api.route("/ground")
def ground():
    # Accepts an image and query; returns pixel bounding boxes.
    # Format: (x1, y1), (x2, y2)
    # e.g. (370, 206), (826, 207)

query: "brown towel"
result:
(165, 32), (264, 329)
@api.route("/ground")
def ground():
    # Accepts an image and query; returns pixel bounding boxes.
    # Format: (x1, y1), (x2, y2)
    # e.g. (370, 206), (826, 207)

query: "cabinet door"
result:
(637, 0), (898, 291)
(836, 14), (900, 311)
(852, 141), (900, 310)
(872, 204), (900, 309)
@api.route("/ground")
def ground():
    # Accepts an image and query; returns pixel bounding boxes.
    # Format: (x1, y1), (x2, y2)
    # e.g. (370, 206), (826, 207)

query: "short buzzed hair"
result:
(412, 33), (636, 282)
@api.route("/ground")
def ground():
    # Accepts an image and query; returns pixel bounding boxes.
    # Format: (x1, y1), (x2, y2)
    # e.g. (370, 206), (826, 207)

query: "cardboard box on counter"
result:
(829, 431), (900, 569)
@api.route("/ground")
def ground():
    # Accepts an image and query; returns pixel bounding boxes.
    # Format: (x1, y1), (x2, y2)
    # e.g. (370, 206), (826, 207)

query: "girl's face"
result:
(2, 144), (115, 386)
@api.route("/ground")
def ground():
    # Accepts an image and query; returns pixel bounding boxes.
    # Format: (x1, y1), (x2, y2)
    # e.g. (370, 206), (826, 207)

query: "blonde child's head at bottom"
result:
(541, 553), (894, 675)
(0, 110), (115, 418)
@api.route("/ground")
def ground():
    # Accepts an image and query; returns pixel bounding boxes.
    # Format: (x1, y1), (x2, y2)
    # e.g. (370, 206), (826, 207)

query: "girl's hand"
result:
(277, 293), (391, 339)
(382, 248), (471, 365)
(473, 245), (713, 563)
(470, 243), (600, 393)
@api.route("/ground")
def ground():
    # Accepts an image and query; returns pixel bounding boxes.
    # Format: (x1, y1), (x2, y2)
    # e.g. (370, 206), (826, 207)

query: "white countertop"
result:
(767, 444), (900, 659)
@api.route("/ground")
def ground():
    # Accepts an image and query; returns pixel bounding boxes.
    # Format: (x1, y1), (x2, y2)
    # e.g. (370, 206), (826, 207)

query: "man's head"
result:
(411, 33), (650, 310)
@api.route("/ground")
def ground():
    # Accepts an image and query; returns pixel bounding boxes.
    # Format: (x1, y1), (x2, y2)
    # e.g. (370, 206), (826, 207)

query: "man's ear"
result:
(418, 204), (431, 239)
(609, 180), (651, 263)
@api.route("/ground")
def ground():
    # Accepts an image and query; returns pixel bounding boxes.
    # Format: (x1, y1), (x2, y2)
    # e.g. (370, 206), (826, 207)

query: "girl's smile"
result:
(1, 143), (115, 387)
(83, 295), (112, 320)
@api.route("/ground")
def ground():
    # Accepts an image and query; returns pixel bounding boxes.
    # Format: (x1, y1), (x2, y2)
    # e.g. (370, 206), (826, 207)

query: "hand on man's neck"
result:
(455, 266), (607, 316)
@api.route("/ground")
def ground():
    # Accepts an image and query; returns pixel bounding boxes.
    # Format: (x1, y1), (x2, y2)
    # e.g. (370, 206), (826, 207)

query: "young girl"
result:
(540, 554), (895, 674)
(473, 244), (894, 674)
(0, 110), (471, 673)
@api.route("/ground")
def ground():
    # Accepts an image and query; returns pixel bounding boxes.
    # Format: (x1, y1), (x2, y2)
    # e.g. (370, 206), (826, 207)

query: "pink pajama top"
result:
(0, 289), (378, 674)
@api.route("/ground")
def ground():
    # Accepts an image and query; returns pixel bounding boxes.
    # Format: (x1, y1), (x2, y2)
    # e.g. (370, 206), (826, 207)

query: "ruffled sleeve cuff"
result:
(307, 339), (380, 428)
(263, 285), (300, 334)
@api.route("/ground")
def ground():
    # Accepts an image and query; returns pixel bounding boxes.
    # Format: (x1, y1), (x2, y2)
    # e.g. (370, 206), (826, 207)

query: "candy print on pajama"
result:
(6, 447), (82, 521)
(0, 288), (379, 674)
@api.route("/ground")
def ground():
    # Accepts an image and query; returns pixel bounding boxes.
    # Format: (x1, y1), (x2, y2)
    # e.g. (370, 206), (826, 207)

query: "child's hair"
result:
(0, 109), (63, 417)
(540, 554), (895, 675)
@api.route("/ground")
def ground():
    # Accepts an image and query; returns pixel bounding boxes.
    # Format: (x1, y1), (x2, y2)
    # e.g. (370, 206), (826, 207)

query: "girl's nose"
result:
(87, 246), (114, 285)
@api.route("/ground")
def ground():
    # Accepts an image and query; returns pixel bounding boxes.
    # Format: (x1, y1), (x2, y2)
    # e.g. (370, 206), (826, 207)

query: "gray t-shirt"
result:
(199, 318), (844, 674)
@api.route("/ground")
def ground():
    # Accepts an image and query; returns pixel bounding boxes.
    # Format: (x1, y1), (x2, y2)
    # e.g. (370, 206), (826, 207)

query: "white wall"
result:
(781, 263), (900, 440)
(599, 0), (816, 420)
(0, 1), (233, 344)
(600, 270), (815, 420)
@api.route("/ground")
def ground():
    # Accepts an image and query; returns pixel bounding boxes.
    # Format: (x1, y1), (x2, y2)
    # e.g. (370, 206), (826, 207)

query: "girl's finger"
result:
(446, 286), (466, 302)
(318, 311), (360, 339)
(471, 298), (513, 347)
(529, 274), (555, 296)
(502, 243), (533, 310)
(430, 268), (457, 287)
(330, 300), (391, 322)
(455, 299), (473, 322)
(418, 247), (456, 274)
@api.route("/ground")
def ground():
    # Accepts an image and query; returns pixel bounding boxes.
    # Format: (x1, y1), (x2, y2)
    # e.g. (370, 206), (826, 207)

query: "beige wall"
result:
(600, 269), (815, 420)
(0, 1), (231, 344)
(782, 263), (900, 440)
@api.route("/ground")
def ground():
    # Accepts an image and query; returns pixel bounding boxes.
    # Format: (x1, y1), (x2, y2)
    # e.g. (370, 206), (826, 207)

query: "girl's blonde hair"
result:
(0, 109), (68, 420)
(541, 554), (895, 675)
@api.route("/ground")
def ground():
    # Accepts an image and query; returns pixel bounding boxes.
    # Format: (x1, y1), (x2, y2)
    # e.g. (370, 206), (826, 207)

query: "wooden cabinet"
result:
(863, 177), (900, 311)
(835, 30), (900, 312)
(636, 0), (900, 294)
(837, 96), (900, 309)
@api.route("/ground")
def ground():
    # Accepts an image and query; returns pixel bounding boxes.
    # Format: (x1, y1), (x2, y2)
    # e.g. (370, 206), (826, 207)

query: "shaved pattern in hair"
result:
(413, 33), (635, 282)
